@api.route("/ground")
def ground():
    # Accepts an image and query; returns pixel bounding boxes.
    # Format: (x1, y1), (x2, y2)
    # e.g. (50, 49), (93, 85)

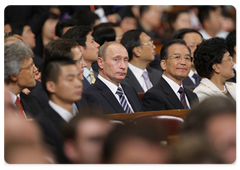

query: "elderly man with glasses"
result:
(142, 39), (199, 111)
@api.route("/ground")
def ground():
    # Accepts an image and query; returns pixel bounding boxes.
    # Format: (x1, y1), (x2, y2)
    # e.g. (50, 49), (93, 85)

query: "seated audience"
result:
(80, 42), (143, 114)
(142, 39), (198, 111)
(172, 28), (203, 90)
(193, 37), (236, 102)
(226, 30), (236, 83)
(54, 18), (79, 39)
(121, 29), (162, 93)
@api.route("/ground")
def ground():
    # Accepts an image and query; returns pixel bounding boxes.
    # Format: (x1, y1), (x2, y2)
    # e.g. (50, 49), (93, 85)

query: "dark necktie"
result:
(178, 87), (189, 109)
(142, 71), (153, 90)
(192, 73), (200, 86)
(15, 96), (26, 118)
(116, 87), (133, 113)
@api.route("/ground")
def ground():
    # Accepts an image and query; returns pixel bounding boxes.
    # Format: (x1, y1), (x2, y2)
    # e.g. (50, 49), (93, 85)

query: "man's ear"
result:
(79, 46), (84, 53)
(97, 57), (104, 69)
(10, 75), (18, 82)
(160, 60), (166, 71)
(212, 63), (220, 74)
(46, 81), (56, 94)
(132, 47), (141, 58)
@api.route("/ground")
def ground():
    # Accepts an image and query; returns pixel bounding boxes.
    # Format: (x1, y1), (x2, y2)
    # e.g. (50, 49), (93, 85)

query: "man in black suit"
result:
(120, 29), (162, 93)
(142, 39), (199, 111)
(4, 41), (43, 119)
(62, 25), (100, 91)
(80, 42), (142, 114)
(35, 57), (82, 163)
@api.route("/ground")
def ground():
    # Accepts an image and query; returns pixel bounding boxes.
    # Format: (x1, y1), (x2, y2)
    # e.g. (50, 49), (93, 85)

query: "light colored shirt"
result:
(162, 75), (190, 108)
(49, 100), (77, 122)
(199, 29), (228, 40)
(98, 74), (134, 112)
(83, 67), (94, 84)
(128, 63), (152, 92)
(8, 91), (27, 118)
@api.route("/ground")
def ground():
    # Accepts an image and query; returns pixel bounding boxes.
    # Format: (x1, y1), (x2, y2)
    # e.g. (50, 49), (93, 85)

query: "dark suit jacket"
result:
(28, 80), (49, 109)
(20, 92), (43, 118)
(121, 67), (162, 93)
(35, 103), (70, 164)
(182, 76), (197, 91)
(79, 78), (143, 114)
(142, 77), (199, 111)
(227, 68), (236, 83)
(82, 70), (98, 92)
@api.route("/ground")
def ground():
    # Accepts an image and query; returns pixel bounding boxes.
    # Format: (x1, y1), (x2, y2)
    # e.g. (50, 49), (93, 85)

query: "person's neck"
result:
(130, 59), (148, 70)
(139, 19), (153, 32)
(84, 58), (93, 70)
(42, 35), (52, 47)
(163, 72), (183, 86)
(6, 83), (22, 96)
(232, 54), (236, 64)
(50, 97), (73, 114)
(205, 28), (217, 38)
(210, 75), (226, 91)
(99, 71), (120, 86)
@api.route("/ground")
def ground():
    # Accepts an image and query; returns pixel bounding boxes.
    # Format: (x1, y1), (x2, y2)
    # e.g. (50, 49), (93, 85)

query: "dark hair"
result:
(41, 57), (76, 95)
(139, 5), (150, 18)
(172, 28), (203, 40)
(198, 6), (217, 25)
(92, 27), (116, 46)
(181, 96), (236, 134)
(93, 22), (120, 32)
(72, 10), (99, 28)
(10, 20), (29, 36)
(169, 9), (189, 30)
(43, 38), (79, 61)
(160, 39), (191, 60)
(226, 30), (236, 57)
(120, 29), (143, 61)
(194, 37), (228, 79)
(55, 19), (79, 37)
(62, 25), (92, 47)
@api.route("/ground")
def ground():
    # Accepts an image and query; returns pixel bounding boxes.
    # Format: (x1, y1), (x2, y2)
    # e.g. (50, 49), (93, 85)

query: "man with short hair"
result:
(121, 29), (162, 93)
(80, 42), (142, 114)
(62, 25), (100, 91)
(142, 39), (199, 111)
(4, 41), (42, 119)
(35, 57), (82, 163)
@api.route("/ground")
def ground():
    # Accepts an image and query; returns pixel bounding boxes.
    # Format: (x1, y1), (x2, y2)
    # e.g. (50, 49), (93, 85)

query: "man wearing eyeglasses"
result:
(142, 39), (199, 111)
(4, 41), (43, 119)
(121, 29), (162, 93)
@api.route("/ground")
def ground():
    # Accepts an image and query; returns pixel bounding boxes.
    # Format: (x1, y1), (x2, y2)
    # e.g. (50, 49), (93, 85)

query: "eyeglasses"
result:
(21, 62), (36, 70)
(140, 40), (154, 47)
(222, 56), (233, 63)
(164, 54), (193, 62)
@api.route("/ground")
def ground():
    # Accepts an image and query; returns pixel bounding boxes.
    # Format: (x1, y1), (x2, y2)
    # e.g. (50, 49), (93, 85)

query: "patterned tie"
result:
(116, 87), (133, 113)
(142, 71), (153, 90)
(89, 71), (96, 84)
(192, 73), (201, 86)
(15, 96), (26, 118)
(178, 87), (189, 109)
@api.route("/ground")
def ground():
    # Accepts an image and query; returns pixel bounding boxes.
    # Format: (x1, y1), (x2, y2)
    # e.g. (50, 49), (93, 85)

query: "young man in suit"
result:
(4, 41), (43, 119)
(62, 25), (100, 91)
(35, 57), (82, 163)
(142, 39), (199, 111)
(121, 29), (162, 93)
(80, 42), (143, 114)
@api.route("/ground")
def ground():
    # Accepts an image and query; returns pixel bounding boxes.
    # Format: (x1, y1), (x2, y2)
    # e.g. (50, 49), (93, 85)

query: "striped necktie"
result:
(89, 71), (96, 84)
(178, 87), (189, 109)
(116, 87), (133, 113)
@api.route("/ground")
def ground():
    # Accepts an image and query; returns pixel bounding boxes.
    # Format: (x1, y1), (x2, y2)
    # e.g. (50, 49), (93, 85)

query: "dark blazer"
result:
(28, 80), (49, 109)
(121, 67), (162, 93)
(182, 76), (197, 91)
(227, 68), (236, 83)
(20, 92), (43, 118)
(35, 103), (70, 164)
(82, 70), (98, 92)
(142, 77), (199, 111)
(79, 78), (143, 114)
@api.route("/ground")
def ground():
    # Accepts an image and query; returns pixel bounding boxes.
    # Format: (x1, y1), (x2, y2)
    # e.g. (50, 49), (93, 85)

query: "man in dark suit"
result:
(120, 29), (162, 93)
(62, 25), (100, 91)
(4, 40), (43, 119)
(142, 39), (199, 111)
(80, 42), (142, 114)
(35, 57), (82, 163)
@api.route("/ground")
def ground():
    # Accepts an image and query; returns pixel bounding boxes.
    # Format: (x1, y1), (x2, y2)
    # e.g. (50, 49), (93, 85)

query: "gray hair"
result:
(4, 41), (34, 84)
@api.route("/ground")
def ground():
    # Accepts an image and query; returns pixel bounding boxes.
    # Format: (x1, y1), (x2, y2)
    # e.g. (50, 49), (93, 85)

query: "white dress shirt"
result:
(8, 91), (27, 118)
(83, 67), (94, 84)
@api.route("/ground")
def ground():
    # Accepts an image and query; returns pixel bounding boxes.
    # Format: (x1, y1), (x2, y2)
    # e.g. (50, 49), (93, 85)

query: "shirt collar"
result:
(83, 67), (93, 78)
(49, 100), (77, 122)
(8, 91), (20, 104)
(128, 63), (147, 79)
(98, 75), (123, 95)
(162, 74), (183, 94)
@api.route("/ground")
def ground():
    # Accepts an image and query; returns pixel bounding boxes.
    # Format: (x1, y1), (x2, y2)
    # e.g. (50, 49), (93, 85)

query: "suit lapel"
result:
(95, 79), (125, 113)
(121, 83), (138, 112)
(147, 67), (161, 85)
(160, 78), (184, 109)
(125, 68), (144, 92)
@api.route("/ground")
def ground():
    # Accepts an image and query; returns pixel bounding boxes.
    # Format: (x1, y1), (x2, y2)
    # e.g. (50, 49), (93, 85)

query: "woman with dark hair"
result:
(193, 37), (236, 102)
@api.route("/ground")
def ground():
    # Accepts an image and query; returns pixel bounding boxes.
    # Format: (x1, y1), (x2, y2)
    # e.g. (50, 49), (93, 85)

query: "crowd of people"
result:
(4, 5), (236, 165)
